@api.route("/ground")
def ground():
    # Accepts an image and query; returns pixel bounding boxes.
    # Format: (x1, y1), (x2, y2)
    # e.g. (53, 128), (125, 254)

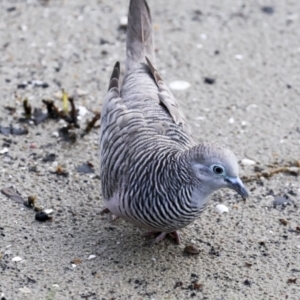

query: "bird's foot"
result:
(143, 230), (181, 244)
(100, 207), (119, 221)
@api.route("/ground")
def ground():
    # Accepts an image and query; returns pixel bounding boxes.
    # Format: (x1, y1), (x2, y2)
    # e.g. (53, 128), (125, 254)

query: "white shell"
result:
(0, 147), (8, 154)
(169, 80), (191, 91)
(200, 33), (207, 40)
(44, 209), (53, 214)
(19, 287), (31, 294)
(228, 117), (235, 124)
(215, 204), (229, 214)
(52, 131), (59, 138)
(0, 148), (9, 154)
(235, 54), (243, 60)
(12, 256), (22, 262)
(76, 89), (88, 96)
(88, 254), (96, 260)
(119, 16), (128, 27)
(78, 106), (88, 117)
(241, 158), (256, 166)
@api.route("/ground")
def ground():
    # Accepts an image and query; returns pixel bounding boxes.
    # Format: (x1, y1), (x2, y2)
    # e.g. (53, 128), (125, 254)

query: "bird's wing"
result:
(145, 56), (193, 139)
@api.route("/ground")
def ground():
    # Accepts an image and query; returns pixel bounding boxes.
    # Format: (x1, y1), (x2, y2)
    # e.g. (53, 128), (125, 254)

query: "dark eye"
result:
(213, 165), (224, 175)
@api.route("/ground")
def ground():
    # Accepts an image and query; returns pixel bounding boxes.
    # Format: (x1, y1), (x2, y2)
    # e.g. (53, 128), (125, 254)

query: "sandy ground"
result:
(0, 0), (300, 299)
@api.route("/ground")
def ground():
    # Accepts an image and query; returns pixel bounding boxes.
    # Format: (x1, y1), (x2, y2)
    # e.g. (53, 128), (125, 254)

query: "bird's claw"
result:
(143, 230), (181, 244)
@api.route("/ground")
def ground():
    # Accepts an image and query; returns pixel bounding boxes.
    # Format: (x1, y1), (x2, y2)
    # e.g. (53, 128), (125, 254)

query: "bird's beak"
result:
(225, 177), (249, 199)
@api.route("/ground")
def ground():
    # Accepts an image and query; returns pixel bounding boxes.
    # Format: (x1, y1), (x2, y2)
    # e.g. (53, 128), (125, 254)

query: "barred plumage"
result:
(100, 0), (248, 243)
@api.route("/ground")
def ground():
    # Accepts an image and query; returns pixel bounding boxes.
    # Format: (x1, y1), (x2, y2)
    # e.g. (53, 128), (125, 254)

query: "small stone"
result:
(215, 204), (229, 214)
(35, 211), (52, 222)
(241, 158), (256, 166)
(44, 209), (53, 214)
(12, 256), (22, 262)
(200, 33), (207, 40)
(241, 121), (247, 127)
(184, 245), (200, 255)
(88, 254), (96, 260)
(169, 80), (191, 91)
(279, 219), (288, 226)
(243, 279), (252, 286)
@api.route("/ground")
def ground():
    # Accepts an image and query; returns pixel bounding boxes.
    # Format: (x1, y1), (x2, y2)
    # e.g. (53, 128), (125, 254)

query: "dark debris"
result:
(204, 77), (215, 85)
(35, 211), (52, 222)
(261, 6), (274, 15)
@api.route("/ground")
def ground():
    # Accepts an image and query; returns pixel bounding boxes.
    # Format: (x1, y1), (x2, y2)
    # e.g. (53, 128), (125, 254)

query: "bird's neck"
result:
(176, 147), (213, 209)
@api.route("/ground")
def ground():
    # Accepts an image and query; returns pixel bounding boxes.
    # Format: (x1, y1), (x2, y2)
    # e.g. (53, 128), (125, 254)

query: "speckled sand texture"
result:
(0, 0), (300, 299)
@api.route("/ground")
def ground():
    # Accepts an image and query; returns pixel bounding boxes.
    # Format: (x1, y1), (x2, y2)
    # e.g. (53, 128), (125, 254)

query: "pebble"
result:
(241, 121), (247, 127)
(215, 204), (229, 214)
(12, 256), (22, 262)
(241, 158), (256, 166)
(169, 80), (191, 91)
(184, 245), (200, 254)
(88, 254), (96, 260)
(200, 33), (207, 40)
(44, 209), (53, 214)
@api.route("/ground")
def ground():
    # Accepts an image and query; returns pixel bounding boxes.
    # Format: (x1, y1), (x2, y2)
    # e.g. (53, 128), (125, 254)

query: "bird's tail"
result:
(126, 0), (155, 71)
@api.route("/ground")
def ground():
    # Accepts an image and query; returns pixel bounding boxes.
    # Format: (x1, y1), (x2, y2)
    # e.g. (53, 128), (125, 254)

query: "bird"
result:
(100, 0), (248, 244)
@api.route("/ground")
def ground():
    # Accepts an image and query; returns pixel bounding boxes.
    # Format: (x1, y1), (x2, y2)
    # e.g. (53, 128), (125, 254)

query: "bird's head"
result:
(188, 142), (248, 199)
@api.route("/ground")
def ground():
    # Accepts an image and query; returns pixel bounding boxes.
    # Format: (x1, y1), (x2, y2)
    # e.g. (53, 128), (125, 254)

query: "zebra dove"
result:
(100, 0), (248, 244)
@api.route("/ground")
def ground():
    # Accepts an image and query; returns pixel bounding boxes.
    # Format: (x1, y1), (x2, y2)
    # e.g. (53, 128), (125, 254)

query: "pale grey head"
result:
(188, 142), (248, 199)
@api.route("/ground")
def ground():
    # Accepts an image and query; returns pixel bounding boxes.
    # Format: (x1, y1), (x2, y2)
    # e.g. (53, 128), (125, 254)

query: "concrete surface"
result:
(0, 0), (300, 299)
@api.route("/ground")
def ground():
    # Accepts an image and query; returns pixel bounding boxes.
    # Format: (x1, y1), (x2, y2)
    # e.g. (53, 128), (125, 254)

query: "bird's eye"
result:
(212, 165), (224, 175)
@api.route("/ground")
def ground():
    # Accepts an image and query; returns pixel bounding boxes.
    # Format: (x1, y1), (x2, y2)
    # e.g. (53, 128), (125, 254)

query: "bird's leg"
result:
(143, 231), (181, 244)
(169, 231), (181, 244)
(100, 207), (119, 221)
(100, 207), (110, 214)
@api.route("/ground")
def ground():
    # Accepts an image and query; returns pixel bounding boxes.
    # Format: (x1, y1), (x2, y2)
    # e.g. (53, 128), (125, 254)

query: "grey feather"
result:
(100, 0), (248, 243)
